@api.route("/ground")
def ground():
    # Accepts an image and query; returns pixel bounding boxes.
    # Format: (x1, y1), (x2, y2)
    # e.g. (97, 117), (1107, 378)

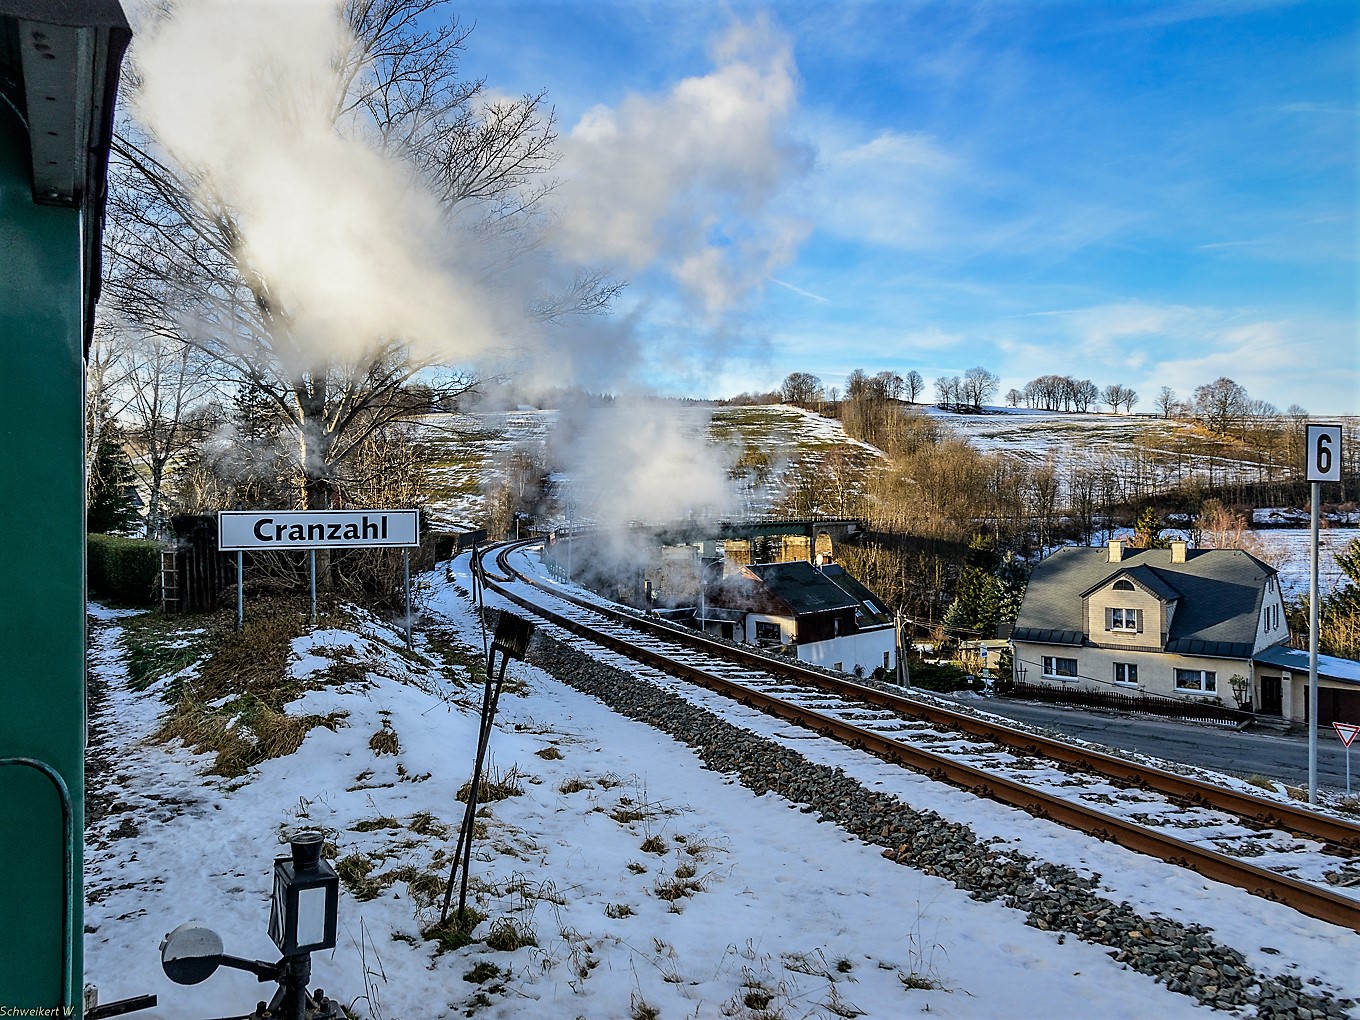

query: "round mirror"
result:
(160, 923), (224, 985)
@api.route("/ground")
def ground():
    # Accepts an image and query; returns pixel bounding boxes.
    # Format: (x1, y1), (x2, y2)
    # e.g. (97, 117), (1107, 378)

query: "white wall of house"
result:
(1253, 578), (1290, 651)
(1014, 642), (1250, 702)
(797, 626), (896, 676)
(745, 613), (794, 645)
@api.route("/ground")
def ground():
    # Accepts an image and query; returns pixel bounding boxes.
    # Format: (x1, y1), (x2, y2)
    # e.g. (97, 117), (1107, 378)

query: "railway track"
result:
(473, 540), (1360, 934)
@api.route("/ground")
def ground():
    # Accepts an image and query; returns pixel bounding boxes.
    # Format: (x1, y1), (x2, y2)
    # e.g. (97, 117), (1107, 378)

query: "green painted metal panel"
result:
(0, 106), (86, 1012)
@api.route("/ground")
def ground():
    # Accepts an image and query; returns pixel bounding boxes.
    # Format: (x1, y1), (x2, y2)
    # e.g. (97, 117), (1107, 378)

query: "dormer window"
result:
(1112, 579), (1135, 591)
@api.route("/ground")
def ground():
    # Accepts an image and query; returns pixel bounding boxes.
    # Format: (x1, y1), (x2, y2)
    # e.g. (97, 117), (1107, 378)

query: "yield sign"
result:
(1334, 722), (1360, 748)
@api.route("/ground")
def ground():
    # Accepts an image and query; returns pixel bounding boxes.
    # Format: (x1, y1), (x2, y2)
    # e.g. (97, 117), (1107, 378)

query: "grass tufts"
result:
(369, 720), (400, 756)
(457, 763), (525, 803)
(483, 916), (538, 952)
(423, 906), (486, 954)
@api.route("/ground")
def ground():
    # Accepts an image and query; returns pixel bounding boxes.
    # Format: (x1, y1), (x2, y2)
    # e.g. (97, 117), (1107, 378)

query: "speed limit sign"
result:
(1306, 424), (1342, 483)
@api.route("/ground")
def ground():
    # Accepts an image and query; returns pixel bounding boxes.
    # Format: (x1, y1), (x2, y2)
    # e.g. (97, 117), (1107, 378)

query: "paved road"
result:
(937, 693), (1356, 792)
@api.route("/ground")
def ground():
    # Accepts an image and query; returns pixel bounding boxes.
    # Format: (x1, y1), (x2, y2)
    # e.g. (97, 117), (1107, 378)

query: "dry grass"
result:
(369, 721), (400, 756)
(423, 906), (486, 954)
(457, 763), (525, 803)
(153, 694), (343, 777)
(483, 916), (538, 951)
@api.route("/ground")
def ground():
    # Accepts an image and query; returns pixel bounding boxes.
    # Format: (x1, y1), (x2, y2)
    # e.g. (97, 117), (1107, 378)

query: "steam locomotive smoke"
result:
(129, 1), (808, 521)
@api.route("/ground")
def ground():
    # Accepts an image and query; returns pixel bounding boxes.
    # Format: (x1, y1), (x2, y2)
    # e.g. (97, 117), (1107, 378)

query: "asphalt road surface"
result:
(940, 693), (1356, 793)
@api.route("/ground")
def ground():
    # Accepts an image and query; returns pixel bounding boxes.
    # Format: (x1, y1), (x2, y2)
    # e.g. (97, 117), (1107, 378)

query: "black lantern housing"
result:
(268, 832), (339, 956)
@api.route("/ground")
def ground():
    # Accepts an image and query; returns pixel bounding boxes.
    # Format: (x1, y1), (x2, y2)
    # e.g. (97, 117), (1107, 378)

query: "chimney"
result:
(1170, 540), (1187, 564)
(1107, 540), (1123, 562)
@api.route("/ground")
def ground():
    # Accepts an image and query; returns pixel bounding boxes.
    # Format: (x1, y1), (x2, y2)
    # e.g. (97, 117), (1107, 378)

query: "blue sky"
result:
(452, 0), (1357, 413)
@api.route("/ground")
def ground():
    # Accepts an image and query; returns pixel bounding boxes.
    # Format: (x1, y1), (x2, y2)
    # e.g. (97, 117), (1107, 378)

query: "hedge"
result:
(88, 533), (160, 606)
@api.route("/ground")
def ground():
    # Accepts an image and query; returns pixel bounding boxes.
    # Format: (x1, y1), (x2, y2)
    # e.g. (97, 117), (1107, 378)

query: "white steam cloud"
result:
(551, 15), (811, 316)
(132, 0), (512, 367)
(129, 3), (808, 526)
(552, 402), (736, 529)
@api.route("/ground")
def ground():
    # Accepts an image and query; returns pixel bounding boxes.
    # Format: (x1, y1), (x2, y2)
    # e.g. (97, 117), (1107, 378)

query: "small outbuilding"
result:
(705, 560), (896, 677)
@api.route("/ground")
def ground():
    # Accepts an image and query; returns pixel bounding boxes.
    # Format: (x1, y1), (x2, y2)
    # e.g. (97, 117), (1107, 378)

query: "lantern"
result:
(268, 832), (338, 956)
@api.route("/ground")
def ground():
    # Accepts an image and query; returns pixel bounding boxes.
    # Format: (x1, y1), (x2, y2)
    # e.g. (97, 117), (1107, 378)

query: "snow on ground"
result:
(1254, 528), (1359, 599)
(83, 558), (1359, 1019)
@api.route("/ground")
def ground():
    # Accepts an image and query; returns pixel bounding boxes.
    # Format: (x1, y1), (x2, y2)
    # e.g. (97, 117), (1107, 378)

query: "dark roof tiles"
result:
(1016, 545), (1273, 654)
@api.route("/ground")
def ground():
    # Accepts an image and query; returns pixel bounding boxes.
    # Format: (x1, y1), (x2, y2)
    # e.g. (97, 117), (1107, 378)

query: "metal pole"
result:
(236, 550), (244, 630)
(309, 550), (317, 625)
(1308, 480), (1320, 804)
(404, 548), (412, 649)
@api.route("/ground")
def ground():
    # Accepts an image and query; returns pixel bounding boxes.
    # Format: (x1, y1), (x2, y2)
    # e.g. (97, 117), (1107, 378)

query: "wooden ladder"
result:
(160, 550), (180, 614)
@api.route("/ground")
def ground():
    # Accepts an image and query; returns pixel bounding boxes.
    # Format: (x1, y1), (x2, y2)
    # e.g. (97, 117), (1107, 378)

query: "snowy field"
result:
(416, 404), (1357, 602)
(82, 557), (1360, 1019)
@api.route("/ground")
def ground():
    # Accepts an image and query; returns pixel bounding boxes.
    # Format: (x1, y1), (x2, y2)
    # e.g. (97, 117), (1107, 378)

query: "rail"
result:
(477, 540), (1360, 933)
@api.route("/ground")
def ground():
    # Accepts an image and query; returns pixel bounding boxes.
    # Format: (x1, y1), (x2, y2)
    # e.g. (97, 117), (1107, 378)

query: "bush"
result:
(88, 533), (160, 605)
(905, 659), (971, 692)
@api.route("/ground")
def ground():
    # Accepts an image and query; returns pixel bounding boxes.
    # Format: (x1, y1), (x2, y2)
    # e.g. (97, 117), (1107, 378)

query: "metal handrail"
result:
(0, 756), (74, 1015)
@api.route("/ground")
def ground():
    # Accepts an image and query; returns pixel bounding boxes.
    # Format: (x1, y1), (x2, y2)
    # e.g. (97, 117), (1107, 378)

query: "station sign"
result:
(1305, 424), (1342, 483)
(218, 510), (420, 551)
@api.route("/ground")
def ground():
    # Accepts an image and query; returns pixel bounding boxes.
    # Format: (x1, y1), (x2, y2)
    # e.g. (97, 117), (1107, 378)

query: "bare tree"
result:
(105, 0), (618, 512)
(875, 370), (904, 401)
(1005, 387), (1022, 408)
(85, 320), (138, 506)
(904, 369), (923, 403)
(961, 366), (1000, 411)
(1102, 383), (1138, 414)
(780, 371), (822, 406)
(1071, 379), (1099, 413)
(120, 333), (216, 537)
(1192, 377), (1250, 434)
(1155, 385), (1179, 419)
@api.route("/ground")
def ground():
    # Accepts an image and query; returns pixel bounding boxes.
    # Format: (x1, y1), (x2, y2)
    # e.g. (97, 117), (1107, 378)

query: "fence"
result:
(1004, 680), (1253, 728)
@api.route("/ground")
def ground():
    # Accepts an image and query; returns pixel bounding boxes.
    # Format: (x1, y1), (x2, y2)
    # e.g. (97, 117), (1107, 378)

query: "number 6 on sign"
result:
(1306, 424), (1342, 483)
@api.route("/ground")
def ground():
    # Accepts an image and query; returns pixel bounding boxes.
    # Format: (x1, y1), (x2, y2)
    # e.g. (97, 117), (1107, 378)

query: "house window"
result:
(1105, 607), (1143, 633)
(883, 651), (891, 670)
(1112, 579), (1135, 591)
(754, 621), (781, 643)
(1113, 662), (1138, 686)
(1109, 608), (1140, 631)
(1175, 668), (1217, 694)
(1042, 656), (1078, 679)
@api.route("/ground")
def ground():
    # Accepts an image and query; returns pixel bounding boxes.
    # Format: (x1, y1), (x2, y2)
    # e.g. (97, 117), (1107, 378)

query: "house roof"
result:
(819, 563), (894, 627)
(1013, 545), (1276, 658)
(743, 561), (859, 616)
(1253, 645), (1360, 688)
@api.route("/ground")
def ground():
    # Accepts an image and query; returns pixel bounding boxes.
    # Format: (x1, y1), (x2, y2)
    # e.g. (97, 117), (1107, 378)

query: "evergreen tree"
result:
(87, 427), (141, 534)
(1131, 507), (1169, 549)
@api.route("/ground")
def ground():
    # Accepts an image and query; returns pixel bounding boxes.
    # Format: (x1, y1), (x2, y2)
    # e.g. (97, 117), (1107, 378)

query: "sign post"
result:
(1334, 722), (1359, 798)
(1305, 424), (1342, 805)
(219, 510), (421, 632)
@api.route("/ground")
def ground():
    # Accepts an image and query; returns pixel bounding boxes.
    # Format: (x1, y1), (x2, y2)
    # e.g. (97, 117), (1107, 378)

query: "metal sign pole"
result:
(309, 550), (317, 625)
(1303, 423), (1340, 806)
(1309, 481), (1320, 804)
(236, 551), (244, 630)
(404, 548), (412, 649)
